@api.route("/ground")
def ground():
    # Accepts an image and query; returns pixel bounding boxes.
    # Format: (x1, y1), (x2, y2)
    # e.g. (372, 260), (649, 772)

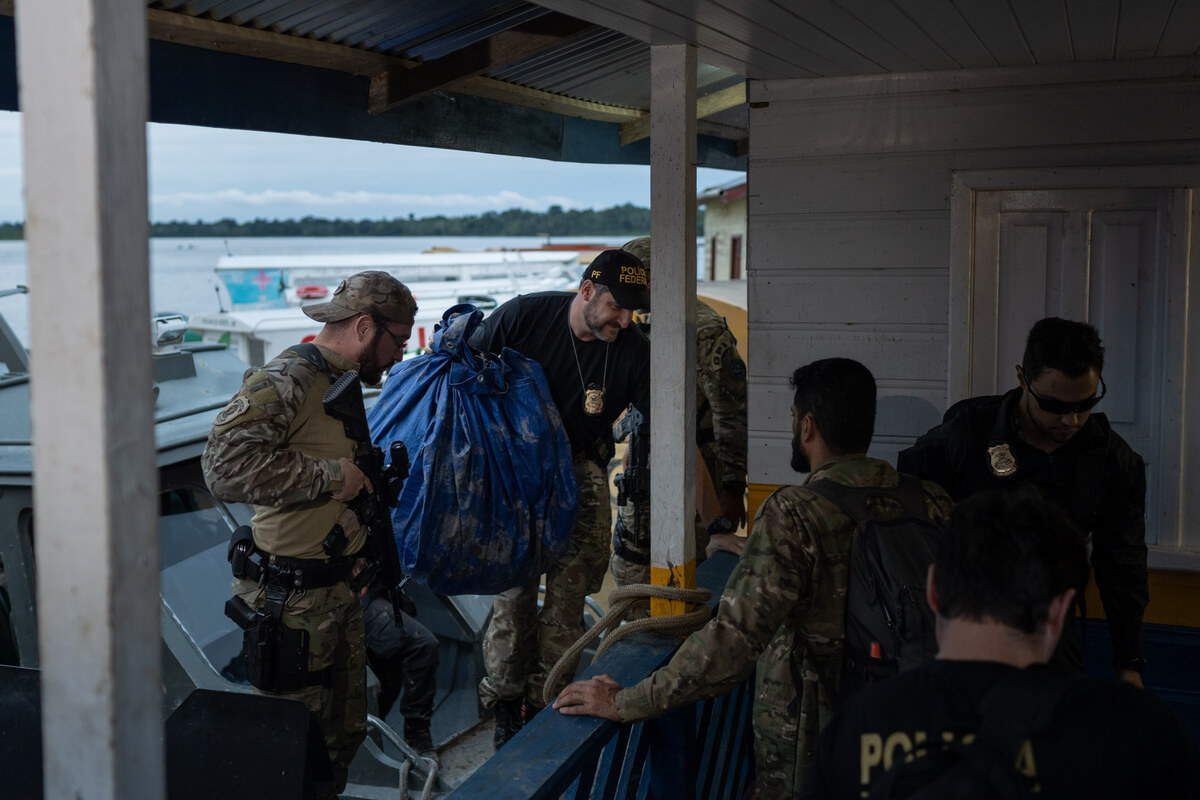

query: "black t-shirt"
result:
(801, 660), (1199, 800)
(896, 390), (1148, 669)
(468, 291), (650, 462)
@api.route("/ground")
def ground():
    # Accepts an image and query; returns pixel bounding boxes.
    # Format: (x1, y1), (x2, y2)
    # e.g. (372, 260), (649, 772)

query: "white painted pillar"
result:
(16, 1), (161, 798)
(649, 43), (697, 615)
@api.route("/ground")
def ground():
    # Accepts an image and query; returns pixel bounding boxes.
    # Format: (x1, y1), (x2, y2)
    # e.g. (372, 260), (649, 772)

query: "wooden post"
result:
(16, 1), (161, 797)
(649, 44), (697, 616)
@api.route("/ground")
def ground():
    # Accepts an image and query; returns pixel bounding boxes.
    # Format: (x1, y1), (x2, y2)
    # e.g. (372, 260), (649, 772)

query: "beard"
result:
(583, 299), (621, 342)
(790, 434), (810, 473)
(355, 340), (387, 386)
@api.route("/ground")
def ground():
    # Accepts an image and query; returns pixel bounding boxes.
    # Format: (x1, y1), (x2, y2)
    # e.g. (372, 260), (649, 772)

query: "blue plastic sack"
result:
(367, 304), (578, 595)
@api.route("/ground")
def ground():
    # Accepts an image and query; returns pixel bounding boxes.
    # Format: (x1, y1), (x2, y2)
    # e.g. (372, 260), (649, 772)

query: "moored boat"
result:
(0, 289), (491, 798)
(188, 249), (589, 366)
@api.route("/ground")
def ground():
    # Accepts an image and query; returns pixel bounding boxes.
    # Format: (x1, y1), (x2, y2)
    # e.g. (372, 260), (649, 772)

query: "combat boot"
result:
(404, 719), (439, 766)
(493, 697), (524, 750)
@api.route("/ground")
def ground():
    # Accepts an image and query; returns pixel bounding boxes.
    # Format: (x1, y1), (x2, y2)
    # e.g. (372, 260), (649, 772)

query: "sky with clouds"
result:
(0, 111), (742, 224)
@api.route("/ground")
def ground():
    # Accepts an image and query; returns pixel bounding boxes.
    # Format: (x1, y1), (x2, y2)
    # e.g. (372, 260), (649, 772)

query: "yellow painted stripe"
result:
(651, 561), (697, 617)
(747, 483), (778, 536)
(1087, 569), (1200, 628)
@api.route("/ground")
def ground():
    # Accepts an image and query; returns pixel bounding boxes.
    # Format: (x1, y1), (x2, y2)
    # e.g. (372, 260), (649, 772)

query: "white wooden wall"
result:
(746, 59), (1200, 563)
(703, 198), (747, 280)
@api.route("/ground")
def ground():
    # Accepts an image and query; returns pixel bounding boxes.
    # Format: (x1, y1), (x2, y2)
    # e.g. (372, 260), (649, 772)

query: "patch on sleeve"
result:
(729, 359), (747, 382)
(214, 395), (252, 426)
(708, 339), (730, 372)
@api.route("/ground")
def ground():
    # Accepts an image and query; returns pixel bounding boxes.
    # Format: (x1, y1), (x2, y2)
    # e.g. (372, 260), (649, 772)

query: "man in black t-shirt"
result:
(801, 491), (1198, 800)
(468, 249), (651, 748)
(898, 318), (1147, 682)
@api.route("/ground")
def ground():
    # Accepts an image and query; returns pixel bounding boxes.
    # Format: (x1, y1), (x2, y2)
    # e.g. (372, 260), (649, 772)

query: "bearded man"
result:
(203, 271), (415, 797)
(468, 249), (651, 748)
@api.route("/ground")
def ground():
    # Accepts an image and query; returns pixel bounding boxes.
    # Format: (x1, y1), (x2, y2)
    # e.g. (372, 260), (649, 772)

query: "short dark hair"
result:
(1022, 317), (1105, 382)
(790, 358), (876, 454)
(934, 490), (1090, 634)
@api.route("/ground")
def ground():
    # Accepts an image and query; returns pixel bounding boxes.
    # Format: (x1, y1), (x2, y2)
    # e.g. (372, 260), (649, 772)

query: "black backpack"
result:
(868, 667), (1073, 800)
(806, 474), (945, 701)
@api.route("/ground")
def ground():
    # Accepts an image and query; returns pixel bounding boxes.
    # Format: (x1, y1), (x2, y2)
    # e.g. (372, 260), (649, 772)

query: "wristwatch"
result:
(1120, 656), (1148, 673)
(707, 516), (736, 536)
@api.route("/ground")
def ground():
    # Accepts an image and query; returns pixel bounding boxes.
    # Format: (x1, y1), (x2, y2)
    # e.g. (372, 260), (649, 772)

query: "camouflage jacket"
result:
(615, 456), (952, 773)
(201, 344), (365, 559)
(695, 299), (747, 491)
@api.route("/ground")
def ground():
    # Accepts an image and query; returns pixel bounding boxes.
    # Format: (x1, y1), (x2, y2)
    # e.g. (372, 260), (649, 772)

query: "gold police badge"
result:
(988, 443), (1018, 477)
(583, 383), (606, 416)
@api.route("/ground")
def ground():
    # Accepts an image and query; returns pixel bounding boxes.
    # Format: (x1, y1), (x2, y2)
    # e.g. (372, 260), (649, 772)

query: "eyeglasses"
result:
(1026, 374), (1106, 415)
(372, 316), (408, 350)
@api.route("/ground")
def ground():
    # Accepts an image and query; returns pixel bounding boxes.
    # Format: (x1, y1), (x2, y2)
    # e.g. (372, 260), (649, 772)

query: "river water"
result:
(0, 235), (654, 348)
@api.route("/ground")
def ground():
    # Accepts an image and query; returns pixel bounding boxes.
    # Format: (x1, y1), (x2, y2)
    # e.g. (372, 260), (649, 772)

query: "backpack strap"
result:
(289, 342), (331, 376)
(806, 473), (931, 523)
(869, 667), (1073, 800)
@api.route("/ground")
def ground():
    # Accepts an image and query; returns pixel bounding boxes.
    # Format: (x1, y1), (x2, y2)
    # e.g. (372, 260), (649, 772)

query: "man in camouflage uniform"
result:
(468, 251), (651, 749)
(203, 272), (416, 797)
(609, 237), (748, 611)
(555, 358), (953, 799)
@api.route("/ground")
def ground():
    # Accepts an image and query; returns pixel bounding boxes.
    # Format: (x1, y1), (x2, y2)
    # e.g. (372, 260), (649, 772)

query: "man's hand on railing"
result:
(552, 674), (623, 721)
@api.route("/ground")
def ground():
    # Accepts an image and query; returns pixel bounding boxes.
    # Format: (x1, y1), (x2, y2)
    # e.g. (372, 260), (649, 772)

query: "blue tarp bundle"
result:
(367, 304), (578, 595)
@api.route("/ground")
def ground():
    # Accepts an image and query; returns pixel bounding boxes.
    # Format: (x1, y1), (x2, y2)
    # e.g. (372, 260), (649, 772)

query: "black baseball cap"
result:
(582, 249), (650, 311)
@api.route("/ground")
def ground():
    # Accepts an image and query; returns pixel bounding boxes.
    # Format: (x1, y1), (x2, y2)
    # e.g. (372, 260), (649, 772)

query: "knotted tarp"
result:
(367, 304), (578, 594)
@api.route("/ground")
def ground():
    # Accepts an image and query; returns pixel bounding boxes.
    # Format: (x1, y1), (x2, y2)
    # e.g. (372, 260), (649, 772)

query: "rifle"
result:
(612, 404), (649, 509)
(323, 370), (411, 625)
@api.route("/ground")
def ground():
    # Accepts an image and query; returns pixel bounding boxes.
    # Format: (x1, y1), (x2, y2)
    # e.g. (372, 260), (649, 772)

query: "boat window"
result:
(158, 484), (248, 679)
(159, 485), (232, 570)
(0, 554), (16, 666)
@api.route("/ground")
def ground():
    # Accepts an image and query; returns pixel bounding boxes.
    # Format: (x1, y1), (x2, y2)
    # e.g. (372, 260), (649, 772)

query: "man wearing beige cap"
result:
(203, 270), (416, 797)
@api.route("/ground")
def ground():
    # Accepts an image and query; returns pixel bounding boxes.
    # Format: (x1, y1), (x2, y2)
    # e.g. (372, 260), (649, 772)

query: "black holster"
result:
(224, 525), (332, 694)
(225, 588), (322, 694)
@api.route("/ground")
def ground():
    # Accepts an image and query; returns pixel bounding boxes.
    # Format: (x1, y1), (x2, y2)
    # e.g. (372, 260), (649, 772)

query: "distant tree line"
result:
(147, 204), (657, 237)
(0, 204), (713, 240)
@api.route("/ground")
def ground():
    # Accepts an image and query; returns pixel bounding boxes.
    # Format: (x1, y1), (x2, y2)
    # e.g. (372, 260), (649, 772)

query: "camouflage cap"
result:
(301, 270), (417, 325)
(621, 237), (651, 272)
(582, 249), (650, 311)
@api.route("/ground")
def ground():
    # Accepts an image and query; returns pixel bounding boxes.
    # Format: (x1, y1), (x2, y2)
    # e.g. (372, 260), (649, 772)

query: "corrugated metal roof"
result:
(133, 1), (1200, 166)
(146, 0), (742, 114)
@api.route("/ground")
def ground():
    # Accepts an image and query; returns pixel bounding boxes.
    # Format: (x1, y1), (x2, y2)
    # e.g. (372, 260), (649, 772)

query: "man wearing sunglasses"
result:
(898, 317), (1147, 687)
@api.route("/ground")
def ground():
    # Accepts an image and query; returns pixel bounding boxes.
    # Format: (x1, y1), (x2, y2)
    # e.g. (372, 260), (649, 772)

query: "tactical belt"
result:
(229, 525), (356, 590)
(257, 554), (356, 590)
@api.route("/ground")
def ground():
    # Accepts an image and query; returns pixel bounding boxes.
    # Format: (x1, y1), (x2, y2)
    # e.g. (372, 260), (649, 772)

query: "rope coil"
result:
(542, 583), (713, 707)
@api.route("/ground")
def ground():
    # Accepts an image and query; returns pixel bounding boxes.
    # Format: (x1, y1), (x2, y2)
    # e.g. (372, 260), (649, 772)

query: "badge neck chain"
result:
(568, 313), (609, 416)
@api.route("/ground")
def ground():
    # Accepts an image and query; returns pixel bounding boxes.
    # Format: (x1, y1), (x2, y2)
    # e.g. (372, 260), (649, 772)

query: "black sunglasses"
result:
(1026, 374), (1106, 415)
(371, 316), (408, 350)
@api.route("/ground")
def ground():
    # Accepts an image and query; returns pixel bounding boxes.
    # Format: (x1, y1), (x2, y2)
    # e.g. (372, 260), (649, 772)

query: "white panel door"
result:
(968, 188), (1168, 541)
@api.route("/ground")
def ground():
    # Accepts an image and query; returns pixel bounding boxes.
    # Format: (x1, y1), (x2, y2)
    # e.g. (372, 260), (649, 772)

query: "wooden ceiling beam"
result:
(368, 12), (592, 115)
(0, 5), (646, 128)
(620, 82), (747, 145)
(453, 76), (643, 123)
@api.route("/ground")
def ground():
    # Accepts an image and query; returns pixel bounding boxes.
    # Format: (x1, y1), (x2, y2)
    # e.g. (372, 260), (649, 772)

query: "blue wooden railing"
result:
(448, 551), (755, 800)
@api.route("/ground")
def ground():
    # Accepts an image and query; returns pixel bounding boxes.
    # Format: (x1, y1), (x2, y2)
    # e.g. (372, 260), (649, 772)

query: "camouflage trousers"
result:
(234, 578), (366, 796)
(480, 457), (610, 709)
(609, 492), (710, 619)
